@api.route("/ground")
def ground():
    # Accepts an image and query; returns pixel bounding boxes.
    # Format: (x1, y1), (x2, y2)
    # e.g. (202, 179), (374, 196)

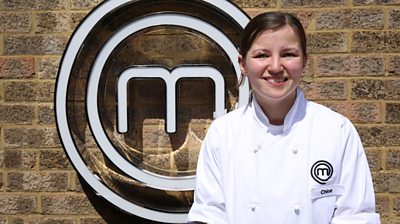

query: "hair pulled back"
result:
(239, 12), (307, 59)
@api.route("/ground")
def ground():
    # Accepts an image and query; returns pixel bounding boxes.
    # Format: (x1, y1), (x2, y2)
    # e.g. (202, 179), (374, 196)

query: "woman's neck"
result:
(254, 91), (297, 125)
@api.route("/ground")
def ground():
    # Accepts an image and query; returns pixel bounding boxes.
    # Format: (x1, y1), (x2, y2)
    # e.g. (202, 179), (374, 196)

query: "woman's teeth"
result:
(268, 77), (288, 83)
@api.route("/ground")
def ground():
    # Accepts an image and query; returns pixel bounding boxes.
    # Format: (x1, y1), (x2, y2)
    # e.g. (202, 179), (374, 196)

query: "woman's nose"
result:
(267, 56), (283, 74)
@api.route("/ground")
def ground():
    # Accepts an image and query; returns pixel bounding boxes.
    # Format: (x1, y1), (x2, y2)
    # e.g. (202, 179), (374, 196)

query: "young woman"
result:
(188, 12), (380, 223)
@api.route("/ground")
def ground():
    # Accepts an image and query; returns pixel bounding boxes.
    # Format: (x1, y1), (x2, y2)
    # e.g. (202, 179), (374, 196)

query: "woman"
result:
(188, 12), (380, 223)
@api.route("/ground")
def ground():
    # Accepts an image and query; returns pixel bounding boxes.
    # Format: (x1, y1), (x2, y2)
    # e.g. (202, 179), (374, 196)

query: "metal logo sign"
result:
(55, 0), (249, 223)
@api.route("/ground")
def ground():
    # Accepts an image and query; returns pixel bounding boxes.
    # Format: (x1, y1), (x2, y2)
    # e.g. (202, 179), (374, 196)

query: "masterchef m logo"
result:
(117, 66), (226, 134)
(56, 0), (249, 223)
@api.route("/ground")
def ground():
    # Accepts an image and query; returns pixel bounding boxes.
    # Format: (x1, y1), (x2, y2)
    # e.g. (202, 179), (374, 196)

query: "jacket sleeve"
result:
(331, 119), (380, 224)
(188, 122), (228, 224)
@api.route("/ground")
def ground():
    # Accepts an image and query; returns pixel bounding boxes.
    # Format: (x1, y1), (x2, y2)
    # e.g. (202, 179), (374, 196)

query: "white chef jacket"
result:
(188, 89), (380, 224)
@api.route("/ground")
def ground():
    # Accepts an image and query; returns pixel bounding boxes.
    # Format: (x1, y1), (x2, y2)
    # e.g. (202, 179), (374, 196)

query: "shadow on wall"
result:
(79, 175), (167, 224)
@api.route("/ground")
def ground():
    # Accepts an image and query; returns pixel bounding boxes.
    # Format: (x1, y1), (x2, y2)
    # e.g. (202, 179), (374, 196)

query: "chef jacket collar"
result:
(252, 88), (306, 134)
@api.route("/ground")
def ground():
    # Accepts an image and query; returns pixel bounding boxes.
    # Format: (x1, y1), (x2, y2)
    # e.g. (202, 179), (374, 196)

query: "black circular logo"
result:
(311, 160), (333, 185)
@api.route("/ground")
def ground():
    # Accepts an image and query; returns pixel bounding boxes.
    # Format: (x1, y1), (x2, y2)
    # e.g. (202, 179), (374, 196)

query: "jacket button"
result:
(251, 205), (256, 212)
(292, 148), (298, 154)
(294, 204), (300, 215)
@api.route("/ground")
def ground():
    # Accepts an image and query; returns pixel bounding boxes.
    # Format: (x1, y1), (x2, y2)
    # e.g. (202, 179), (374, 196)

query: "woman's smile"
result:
(264, 76), (289, 85)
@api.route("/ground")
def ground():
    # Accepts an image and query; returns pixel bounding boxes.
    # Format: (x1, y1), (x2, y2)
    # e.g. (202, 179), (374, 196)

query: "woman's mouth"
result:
(264, 77), (289, 83)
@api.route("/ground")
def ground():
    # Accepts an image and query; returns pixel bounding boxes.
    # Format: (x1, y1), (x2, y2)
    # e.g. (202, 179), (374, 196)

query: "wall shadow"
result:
(78, 174), (173, 224)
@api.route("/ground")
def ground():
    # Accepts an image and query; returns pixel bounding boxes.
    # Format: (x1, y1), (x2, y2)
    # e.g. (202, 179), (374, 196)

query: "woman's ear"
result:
(238, 55), (247, 76)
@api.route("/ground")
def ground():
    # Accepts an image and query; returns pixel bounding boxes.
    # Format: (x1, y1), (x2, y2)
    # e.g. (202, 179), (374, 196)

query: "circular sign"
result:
(55, 0), (249, 222)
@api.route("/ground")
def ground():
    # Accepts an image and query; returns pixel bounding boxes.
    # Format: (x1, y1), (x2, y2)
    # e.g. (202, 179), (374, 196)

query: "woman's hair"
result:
(239, 12), (307, 59)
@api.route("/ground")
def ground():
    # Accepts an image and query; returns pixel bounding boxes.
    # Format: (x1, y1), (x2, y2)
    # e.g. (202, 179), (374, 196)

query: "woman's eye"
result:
(255, 54), (269, 58)
(283, 53), (298, 57)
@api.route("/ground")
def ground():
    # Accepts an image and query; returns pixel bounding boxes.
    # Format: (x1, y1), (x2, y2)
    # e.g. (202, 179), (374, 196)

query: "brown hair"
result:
(239, 12), (307, 59)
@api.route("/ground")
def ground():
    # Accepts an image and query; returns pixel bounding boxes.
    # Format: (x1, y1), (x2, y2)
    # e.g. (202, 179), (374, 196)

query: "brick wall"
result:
(0, 0), (399, 223)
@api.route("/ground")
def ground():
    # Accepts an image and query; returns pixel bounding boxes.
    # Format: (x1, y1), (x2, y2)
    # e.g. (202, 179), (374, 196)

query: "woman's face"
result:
(239, 25), (307, 105)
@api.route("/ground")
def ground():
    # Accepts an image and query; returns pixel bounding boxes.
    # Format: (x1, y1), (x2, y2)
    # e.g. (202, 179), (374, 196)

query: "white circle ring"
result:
(56, 0), (249, 222)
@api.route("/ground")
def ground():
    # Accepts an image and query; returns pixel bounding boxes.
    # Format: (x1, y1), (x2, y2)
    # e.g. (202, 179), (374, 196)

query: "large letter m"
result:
(117, 66), (226, 134)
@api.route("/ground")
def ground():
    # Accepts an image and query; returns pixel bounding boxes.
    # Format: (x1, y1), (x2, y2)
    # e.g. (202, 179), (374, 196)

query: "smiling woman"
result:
(239, 24), (306, 125)
(188, 11), (380, 224)
(237, 12), (307, 125)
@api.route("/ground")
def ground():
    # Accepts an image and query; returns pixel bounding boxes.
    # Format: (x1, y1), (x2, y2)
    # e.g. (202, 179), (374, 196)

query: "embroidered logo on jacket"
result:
(311, 160), (333, 185)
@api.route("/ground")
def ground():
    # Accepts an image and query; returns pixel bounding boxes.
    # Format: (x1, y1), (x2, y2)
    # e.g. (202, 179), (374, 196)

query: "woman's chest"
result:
(219, 127), (345, 223)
